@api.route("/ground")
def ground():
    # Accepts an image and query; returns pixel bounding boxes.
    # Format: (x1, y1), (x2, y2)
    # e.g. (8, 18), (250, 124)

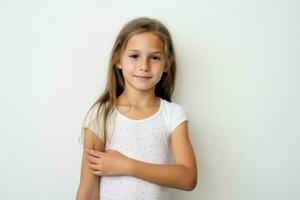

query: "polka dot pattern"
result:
(85, 98), (188, 199)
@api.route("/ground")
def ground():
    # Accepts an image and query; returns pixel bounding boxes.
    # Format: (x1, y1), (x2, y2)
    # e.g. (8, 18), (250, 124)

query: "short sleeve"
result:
(170, 104), (189, 134)
(82, 105), (105, 141)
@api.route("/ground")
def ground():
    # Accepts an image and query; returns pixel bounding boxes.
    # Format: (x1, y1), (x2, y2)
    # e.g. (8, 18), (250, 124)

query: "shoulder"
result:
(85, 101), (111, 122)
(83, 102), (112, 141)
(160, 98), (189, 134)
(161, 98), (186, 115)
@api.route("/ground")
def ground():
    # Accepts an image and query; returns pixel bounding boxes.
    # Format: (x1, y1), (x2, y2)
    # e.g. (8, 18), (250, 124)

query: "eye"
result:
(129, 54), (138, 59)
(152, 56), (160, 60)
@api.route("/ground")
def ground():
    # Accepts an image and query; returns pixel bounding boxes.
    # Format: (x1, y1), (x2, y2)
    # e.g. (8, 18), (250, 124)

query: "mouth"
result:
(135, 75), (151, 78)
(134, 75), (152, 80)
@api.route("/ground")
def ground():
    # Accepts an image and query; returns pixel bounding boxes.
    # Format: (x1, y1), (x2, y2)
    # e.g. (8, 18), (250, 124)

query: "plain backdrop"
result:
(0, 0), (299, 199)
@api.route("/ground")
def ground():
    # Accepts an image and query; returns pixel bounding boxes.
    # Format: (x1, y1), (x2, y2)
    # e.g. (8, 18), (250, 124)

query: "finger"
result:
(85, 154), (99, 164)
(90, 170), (103, 176)
(85, 151), (101, 159)
(85, 149), (99, 157)
(86, 149), (103, 158)
(87, 163), (99, 171)
(84, 148), (95, 155)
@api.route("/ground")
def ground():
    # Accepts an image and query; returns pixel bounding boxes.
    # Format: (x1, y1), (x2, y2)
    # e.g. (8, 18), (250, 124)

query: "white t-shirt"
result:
(83, 97), (189, 200)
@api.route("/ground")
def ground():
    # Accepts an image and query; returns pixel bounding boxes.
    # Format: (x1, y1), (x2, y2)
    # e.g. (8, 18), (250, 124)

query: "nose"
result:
(139, 57), (150, 71)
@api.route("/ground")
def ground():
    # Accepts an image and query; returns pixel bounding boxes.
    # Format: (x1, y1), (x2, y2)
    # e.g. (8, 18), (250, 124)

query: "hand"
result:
(85, 148), (132, 176)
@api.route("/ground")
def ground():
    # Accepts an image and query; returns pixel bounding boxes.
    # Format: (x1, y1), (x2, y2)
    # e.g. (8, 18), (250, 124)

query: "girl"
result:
(76, 17), (197, 200)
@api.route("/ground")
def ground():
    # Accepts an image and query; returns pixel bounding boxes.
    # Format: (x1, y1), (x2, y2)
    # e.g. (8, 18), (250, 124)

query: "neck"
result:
(118, 90), (159, 108)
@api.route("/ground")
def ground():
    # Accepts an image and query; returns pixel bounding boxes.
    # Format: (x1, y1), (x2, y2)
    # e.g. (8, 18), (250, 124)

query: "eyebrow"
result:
(127, 49), (163, 54)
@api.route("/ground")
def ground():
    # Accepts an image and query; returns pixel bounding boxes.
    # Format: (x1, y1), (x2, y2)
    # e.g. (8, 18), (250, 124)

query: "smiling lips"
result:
(134, 75), (152, 80)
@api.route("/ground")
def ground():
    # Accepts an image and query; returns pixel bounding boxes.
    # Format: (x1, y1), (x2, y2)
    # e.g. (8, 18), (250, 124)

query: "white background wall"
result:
(1, 0), (299, 199)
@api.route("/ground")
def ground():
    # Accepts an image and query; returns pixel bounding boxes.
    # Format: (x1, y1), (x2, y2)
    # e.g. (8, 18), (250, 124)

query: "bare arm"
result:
(76, 128), (105, 200)
(127, 121), (197, 191)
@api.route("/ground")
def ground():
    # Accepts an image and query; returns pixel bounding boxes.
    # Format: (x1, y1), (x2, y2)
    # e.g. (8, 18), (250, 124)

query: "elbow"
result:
(183, 172), (197, 191)
(175, 165), (198, 191)
(185, 177), (197, 191)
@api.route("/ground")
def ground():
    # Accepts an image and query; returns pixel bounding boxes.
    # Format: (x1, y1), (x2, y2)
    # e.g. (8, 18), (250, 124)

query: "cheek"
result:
(121, 65), (135, 76)
(122, 59), (136, 68)
(152, 61), (165, 71)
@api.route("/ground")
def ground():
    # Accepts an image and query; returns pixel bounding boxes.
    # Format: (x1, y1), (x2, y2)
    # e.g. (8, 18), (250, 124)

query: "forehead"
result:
(124, 32), (164, 53)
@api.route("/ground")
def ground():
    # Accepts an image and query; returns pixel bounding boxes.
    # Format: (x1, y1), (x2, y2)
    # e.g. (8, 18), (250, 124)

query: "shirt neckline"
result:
(116, 97), (163, 123)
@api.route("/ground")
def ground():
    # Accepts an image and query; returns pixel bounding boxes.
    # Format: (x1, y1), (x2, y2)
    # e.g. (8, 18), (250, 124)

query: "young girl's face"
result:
(116, 32), (167, 93)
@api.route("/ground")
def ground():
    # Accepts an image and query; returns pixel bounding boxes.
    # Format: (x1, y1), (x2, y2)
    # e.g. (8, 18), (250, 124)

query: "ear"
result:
(116, 62), (122, 69)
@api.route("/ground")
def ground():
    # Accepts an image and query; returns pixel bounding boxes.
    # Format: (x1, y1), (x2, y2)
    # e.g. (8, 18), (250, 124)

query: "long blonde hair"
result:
(80, 17), (177, 148)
